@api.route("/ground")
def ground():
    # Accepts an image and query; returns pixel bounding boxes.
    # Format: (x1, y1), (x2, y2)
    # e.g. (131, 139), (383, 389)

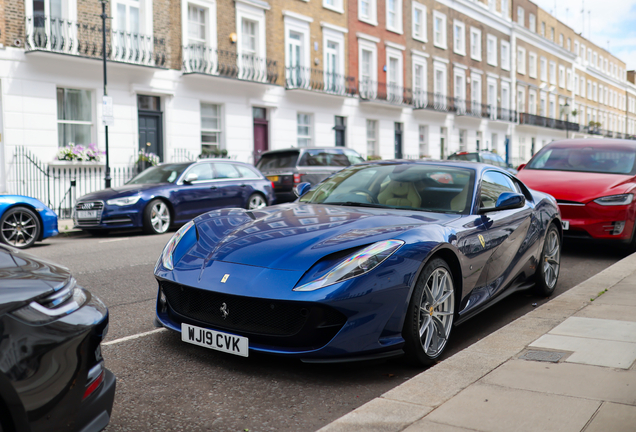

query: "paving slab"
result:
(403, 419), (480, 432)
(482, 359), (636, 405)
(424, 383), (600, 432)
(530, 334), (636, 369)
(548, 317), (636, 343)
(592, 288), (636, 307)
(575, 304), (636, 322)
(583, 402), (636, 432)
(315, 398), (432, 432)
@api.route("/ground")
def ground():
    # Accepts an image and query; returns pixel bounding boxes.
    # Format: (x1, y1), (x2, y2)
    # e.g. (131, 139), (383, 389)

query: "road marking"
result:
(98, 237), (130, 243)
(103, 328), (167, 346)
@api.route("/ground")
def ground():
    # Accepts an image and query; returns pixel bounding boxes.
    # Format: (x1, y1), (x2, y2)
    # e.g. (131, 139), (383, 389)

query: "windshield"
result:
(127, 163), (190, 184)
(300, 164), (475, 214)
(449, 153), (479, 162)
(256, 151), (299, 170)
(526, 146), (636, 175)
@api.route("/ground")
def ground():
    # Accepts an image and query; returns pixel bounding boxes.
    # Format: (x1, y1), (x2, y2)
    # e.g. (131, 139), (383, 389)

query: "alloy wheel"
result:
(150, 202), (170, 233)
(248, 195), (266, 210)
(1, 209), (38, 248)
(418, 267), (455, 358)
(543, 229), (560, 289)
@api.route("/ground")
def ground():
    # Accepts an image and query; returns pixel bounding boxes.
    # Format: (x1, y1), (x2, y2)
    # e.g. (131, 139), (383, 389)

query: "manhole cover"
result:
(519, 350), (566, 363)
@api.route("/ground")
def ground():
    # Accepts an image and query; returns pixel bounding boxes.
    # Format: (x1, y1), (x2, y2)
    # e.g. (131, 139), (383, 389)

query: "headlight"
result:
(158, 220), (195, 271)
(106, 195), (142, 206)
(12, 279), (88, 325)
(593, 194), (633, 206)
(293, 240), (404, 292)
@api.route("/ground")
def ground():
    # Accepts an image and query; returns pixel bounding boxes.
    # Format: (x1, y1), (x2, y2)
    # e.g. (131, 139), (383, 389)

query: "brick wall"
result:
(4, 0), (25, 48)
(217, 0), (237, 55)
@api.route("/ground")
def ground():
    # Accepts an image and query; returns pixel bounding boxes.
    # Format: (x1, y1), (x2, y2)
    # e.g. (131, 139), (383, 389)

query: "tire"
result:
(0, 206), (41, 249)
(246, 193), (267, 210)
(143, 199), (171, 234)
(534, 223), (561, 297)
(403, 258), (456, 366)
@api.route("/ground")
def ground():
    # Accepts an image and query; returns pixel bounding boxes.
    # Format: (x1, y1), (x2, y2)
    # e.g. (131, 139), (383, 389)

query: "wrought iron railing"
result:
(497, 107), (518, 123)
(182, 45), (278, 84)
(359, 80), (411, 104)
(519, 113), (580, 131)
(25, 15), (166, 67)
(285, 66), (355, 96)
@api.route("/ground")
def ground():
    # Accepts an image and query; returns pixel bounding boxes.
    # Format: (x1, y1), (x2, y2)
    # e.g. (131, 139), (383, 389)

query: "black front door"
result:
(394, 122), (403, 158)
(335, 116), (346, 147)
(139, 113), (162, 159)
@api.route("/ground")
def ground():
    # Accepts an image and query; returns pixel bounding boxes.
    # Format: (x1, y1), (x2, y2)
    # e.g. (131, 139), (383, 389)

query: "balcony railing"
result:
(182, 45), (278, 84)
(519, 113), (580, 132)
(496, 107), (518, 123)
(285, 66), (355, 96)
(25, 15), (166, 67)
(359, 81), (411, 105)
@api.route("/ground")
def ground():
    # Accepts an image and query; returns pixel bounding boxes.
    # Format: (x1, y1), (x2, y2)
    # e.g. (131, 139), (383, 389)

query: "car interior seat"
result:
(377, 181), (422, 208)
(450, 185), (469, 212)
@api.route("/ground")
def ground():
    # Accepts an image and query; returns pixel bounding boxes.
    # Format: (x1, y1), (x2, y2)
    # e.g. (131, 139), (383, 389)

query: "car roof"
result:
(543, 138), (636, 148)
(357, 159), (509, 176)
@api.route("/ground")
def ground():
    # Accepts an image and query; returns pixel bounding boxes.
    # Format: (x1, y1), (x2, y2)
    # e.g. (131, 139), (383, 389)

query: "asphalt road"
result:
(27, 230), (629, 432)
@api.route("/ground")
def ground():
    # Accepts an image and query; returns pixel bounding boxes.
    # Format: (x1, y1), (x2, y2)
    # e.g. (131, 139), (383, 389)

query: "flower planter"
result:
(49, 160), (105, 168)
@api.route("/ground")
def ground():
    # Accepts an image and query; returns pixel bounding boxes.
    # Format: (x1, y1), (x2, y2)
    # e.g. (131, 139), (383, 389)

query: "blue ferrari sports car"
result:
(0, 195), (58, 248)
(154, 161), (562, 365)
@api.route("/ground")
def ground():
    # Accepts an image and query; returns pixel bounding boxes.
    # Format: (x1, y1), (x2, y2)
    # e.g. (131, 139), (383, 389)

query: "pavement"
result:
(319, 252), (636, 432)
(57, 218), (82, 235)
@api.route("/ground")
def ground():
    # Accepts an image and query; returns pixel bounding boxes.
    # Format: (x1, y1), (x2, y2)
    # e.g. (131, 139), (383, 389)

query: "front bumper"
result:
(74, 200), (143, 230)
(559, 202), (636, 241)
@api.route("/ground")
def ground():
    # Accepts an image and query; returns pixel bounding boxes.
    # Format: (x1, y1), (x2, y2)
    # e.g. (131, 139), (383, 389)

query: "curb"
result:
(317, 252), (636, 432)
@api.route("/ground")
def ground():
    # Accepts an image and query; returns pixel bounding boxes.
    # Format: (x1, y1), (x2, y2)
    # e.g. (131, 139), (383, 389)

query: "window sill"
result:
(471, 56), (482, 62)
(413, 36), (427, 43)
(433, 43), (447, 50)
(487, 61), (498, 67)
(323, 4), (344, 14)
(386, 27), (403, 35)
(501, 66), (509, 71)
(358, 16), (378, 26)
(454, 50), (466, 56)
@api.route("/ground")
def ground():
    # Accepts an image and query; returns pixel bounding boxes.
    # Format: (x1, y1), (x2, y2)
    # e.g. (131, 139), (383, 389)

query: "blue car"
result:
(0, 195), (58, 248)
(74, 160), (275, 235)
(154, 161), (561, 365)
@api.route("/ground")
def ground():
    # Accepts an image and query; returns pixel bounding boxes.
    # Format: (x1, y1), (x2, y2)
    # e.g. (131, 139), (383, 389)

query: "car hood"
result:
(517, 169), (636, 203)
(0, 246), (72, 315)
(78, 183), (167, 201)
(189, 204), (460, 271)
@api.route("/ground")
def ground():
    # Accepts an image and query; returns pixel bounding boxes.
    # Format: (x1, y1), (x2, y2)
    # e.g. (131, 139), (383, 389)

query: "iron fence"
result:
(183, 45), (278, 84)
(25, 15), (166, 67)
(519, 113), (580, 131)
(285, 66), (356, 96)
(9, 147), (137, 218)
(359, 81), (411, 105)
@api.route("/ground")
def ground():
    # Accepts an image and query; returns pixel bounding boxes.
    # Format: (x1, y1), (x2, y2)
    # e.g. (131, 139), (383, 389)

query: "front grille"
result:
(74, 201), (104, 226)
(160, 280), (347, 349)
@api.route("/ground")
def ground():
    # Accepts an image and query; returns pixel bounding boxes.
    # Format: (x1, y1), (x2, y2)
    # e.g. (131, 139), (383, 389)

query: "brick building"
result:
(0, 0), (635, 195)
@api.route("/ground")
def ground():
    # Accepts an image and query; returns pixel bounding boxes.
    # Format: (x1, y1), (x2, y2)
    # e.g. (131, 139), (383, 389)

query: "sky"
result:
(533, 0), (636, 70)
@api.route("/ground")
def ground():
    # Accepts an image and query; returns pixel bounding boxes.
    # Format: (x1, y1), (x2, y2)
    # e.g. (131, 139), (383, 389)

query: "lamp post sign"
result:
(102, 96), (114, 126)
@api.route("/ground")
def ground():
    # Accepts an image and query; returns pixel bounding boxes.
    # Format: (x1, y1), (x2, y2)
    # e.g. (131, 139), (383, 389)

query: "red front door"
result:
(253, 107), (268, 163)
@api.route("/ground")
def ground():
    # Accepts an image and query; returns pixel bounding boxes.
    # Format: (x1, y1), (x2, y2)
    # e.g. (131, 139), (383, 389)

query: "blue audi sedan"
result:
(74, 160), (275, 235)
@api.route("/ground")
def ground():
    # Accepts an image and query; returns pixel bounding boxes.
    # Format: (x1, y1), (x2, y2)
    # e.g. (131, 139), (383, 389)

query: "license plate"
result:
(267, 176), (279, 182)
(181, 323), (248, 357)
(562, 220), (570, 230)
(77, 210), (97, 219)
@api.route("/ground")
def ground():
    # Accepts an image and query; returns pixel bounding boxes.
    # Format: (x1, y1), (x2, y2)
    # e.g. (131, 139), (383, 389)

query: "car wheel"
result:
(534, 223), (561, 297)
(246, 193), (267, 210)
(143, 199), (171, 234)
(403, 258), (456, 366)
(0, 206), (41, 249)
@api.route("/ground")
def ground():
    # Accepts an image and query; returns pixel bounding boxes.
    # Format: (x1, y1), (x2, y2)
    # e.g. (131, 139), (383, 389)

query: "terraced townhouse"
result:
(0, 0), (635, 195)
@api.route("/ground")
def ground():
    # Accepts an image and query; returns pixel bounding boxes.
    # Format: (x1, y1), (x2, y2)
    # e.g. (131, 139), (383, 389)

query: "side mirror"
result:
(184, 173), (198, 184)
(517, 163), (527, 171)
(493, 192), (526, 211)
(294, 182), (312, 198)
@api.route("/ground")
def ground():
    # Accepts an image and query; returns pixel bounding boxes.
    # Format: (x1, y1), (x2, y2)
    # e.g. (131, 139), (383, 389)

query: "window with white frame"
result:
(323, 27), (346, 92)
(285, 14), (310, 87)
(549, 61), (556, 85)
(201, 103), (222, 152)
(323, 0), (344, 13)
(358, 38), (377, 97)
(57, 88), (92, 147)
(418, 125), (428, 157)
(540, 21), (545, 36)
(433, 62), (447, 107)
(500, 40), (509, 70)
(587, 48), (592, 65)
(358, 0), (377, 25)
(487, 78), (497, 116)
(517, 6), (524, 26)
(540, 56), (547, 82)
(529, 13), (536, 32)
(539, 92), (546, 116)
(297, 113), (312, 147)
(187, 4), (207, 46)
(386, 48), (403, 98)
(593, 82), (597, 102)
(453, 20), (466, 55)
(501, 82), (510, 111)
(587, 81), (591, 100)
(412, 56), (427, 100)
(550, 27), (554, 41)
(529, 52), (537, 78)
(517, 86), (525, 113)
(549, 95), (555, 118)
(567, 38), (571, 51)
(566, 69), (572, 91)
(470, 27), (481, 61)
(237, 1), (267, 79)
(574, 41), (579, 58)
(366, 120), (378, 156)
(241, 19), (257, 56)
(412, 2), (426, 42)
(559, 33), (563, 46)
(517, 47), (526, 75)
(593, 52), (597, 68)
(487, 34), (497, 66)
(558, 65), (565, 88)
(501, 0), (509, 18)
(574, 74), (578, 95)
(386, 0), (402, 33)
(433, 11), (447, 49)
(454, 69), (466, 113)
(528, 90), (537, 114)
(471, 74), (482, 110)
(580, 77), (585, 97)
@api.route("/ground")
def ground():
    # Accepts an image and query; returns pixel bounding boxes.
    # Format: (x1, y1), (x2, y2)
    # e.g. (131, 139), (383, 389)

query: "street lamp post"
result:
(100, 0), (111, 188)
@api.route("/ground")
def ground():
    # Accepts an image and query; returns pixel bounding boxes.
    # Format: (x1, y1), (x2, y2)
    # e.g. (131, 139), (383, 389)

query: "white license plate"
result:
(77, 210), (97, 219)
(562, 220), (570, 230)
(181, 323), (249, 357)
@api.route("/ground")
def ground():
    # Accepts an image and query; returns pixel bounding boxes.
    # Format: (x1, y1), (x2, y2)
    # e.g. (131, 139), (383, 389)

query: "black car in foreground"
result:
(0, 245), (115, 432)
(256, 147), (365, 203)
